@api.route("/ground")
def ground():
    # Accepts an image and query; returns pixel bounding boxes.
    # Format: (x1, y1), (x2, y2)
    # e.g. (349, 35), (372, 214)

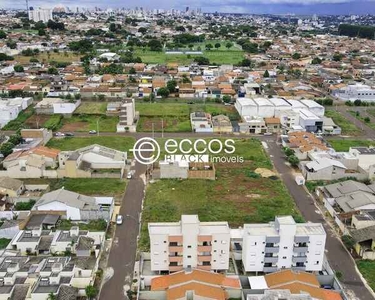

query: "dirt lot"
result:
(25, 115), (51, 129)
(60, 122), (89, 132)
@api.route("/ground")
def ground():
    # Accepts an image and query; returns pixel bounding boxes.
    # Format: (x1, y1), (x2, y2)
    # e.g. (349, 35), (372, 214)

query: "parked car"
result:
(127, 172), (132, 179)
(89, 130), (97, 134)
(264, 132), (273, 136)
(54, 132), (65, 137)
(64, 132), (74, 137)
(116, 215), (123, 225)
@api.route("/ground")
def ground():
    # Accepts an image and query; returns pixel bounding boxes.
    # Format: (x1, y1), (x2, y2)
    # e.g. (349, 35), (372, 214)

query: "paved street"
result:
(266, 140), (374, 300)
(99, 158), (147, 300)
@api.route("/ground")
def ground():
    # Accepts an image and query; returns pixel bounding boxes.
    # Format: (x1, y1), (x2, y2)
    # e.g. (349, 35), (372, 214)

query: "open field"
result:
(60, 115), (118, 132)
(349, 110), (375, 130)
(357, 260), (375, 292)
(325, 110), (362, 136)
(139, 162), (301, 250)
(22, 178), (126, 199)
(136, 102), (239, 132)
(24, 114), (63, 131)
(46, 136), (135, 155)
(139, 138), (299, 250)
(328, 139), (375, 152)
(15, 52), (82, 65)
(75, 102), (107, 114)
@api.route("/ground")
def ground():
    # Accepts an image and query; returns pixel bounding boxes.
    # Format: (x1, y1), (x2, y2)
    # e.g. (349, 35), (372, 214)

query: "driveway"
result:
(266, 140), (374, 300)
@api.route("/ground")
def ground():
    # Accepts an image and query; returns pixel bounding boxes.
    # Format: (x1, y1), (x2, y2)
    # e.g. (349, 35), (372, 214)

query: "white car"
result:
(54, 132), (65, 137)
(127, 172), (132, 179)
(116, 215), (123, 225)
(89, 130), (97, 134)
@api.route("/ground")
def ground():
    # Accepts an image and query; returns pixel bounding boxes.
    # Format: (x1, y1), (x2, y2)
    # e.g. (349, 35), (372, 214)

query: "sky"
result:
(2, 0), (375, 15)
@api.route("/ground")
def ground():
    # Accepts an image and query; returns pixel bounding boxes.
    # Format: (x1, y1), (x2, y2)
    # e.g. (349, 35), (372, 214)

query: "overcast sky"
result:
(2, 0), (375, 14)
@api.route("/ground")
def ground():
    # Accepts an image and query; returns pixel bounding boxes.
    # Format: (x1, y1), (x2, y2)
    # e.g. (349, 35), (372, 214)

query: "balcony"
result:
(294, 236), (309, 244)
(265, 246), (279, 253)
(197, 265), (211, 271)
(263, 266), (278, 273)
(197, 245), (212, 252)
(292, 256), (307, 263)
(265, 236), (280, 244)
(169, 256), (183, 263)
(293, 246), (308, 252)
(293, 266), (306, 271)
(169, 246), (183, 252)
(264, 256), (278, 263)
(198, 235), (212, 242)
(168, 236), (183, 243)
(198, 255), (212, 262)
(169, 265), (183, 272)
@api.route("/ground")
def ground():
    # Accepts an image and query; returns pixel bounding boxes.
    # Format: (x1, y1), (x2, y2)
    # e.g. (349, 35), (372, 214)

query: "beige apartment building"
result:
(148, 215), (230, 273)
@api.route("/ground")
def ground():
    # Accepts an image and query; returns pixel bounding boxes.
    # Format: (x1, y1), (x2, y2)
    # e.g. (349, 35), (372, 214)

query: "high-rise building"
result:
(28, 7), (52, 23)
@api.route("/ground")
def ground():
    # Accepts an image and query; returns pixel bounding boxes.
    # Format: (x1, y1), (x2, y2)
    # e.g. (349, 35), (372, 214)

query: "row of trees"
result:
(338, 24), (375, 39)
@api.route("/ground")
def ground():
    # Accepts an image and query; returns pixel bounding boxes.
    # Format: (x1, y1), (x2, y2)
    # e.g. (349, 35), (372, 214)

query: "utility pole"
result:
(161, 118), (164, 138)
(97, 119), (100, 136)
(26, 0), (29, 16)
(152, 123), (154, 139)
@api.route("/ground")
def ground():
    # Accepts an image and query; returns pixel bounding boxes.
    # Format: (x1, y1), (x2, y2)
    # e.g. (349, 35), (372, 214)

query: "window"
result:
(250, 241), (257, 246)
(283, 256), (287, 259)
(221, 250), (226, 254)
(315, 261), (320, 265)
(284, 246), (288, 249)
(187, 245), (192, 248)
(187, 255), (191, 258)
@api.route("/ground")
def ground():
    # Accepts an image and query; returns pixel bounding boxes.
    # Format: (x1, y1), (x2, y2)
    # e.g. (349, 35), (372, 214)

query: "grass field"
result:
(15, 52), (82, 65)
(46, 136), (135, 155)
(357, 260), (375, 292)
(325, 110), (362, 136)
(139, 138), (300, 250)
(22, 178), (126, 199)
(328, 139), (375, 152)
(349, 110), (375, 130)
(60, 115), (118, 132)
(136, 102), (239, 132)
(75, 102), (107, 114)
(0, 239), (11, 249)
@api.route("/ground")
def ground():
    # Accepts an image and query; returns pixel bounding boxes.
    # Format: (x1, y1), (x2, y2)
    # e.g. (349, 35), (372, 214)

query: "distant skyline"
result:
(2, 0), (375, 15)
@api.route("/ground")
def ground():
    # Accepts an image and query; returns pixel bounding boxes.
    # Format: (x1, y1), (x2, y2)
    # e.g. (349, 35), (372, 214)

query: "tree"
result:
(214, 42), (221, 49)
(148, 39), (163, 51)
(167, 80), (177, 93)
(194, 56), (209, 65)
(175, 25), (185, 32)
(157, 87), (170, 98)
(240, 58), (254, 68)
(38, 28), (46, 36)
(109, 23), (117, 32)
(129, 67), (136, 74)
(288, 155), (300, 167)
(354, 99), (362, 106)
(14, 65), (24, 72)
(85, 285), (98, 300)
(292, 52), (301, 60)
(47, 292), (56, 300)
(284, 147), (294, 157)
(0, 30), (6, 39)
(205, 43), (213, 51)
(47, 20), (65, 31)
(6, 40), (17, 49)
(47, 67), (58, 75)
(311, 57), (322, 65)
(34, 21), (46, 30)
(364, 117), (371, 123)
(138, 27), (147, 34)
(263, 70), (270, 78)
(333, 53), (343, 62)
(222, 95), (231, 103)
(0, 142), (15, 157)
(225, 42), (233, 49)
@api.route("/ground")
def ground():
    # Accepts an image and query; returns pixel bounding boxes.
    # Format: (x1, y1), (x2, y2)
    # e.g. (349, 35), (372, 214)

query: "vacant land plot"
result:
(139, 138), (299, 250)
(47, 136), (135, 155)
(2, 107), (35, 130)
(60, 115), (118, 132)
(328, 139), (375, 152)
(349, 111), (375, 130)
(22, 178), (126, 200)
(25, 114), (63, 131)
(75, 102), (107, 114)
(136, 103), (239, 132)
(139, 163), (301, 250)
(357, 260), (375, 292)
(325, 110), (362, 136)
(15, 52), (82, 65)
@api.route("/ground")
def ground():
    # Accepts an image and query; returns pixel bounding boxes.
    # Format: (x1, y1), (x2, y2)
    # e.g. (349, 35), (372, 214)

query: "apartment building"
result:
(116, 99), (136, 132)
(241, 216), (326, 273)
(148, 215), (230, 273)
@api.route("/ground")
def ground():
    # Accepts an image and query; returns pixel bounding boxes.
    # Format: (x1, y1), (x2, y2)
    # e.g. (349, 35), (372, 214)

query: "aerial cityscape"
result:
(0, 1), (375, 300)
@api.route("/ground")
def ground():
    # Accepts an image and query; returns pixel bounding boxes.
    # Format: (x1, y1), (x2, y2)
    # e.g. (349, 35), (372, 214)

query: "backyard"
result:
(139, 138), (301, 250)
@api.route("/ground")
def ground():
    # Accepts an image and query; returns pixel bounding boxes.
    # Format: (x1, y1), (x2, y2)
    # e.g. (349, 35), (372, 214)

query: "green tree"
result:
(129, 67), (136, 74)
(0, 30), (6, 39)
(6, 40), (17, 49)
(364, 117), (371, 123)
(222, 95), (231, 103)
(167, 80), (177, 93)
(354, 99), (362, 106)
(47, 67), (58, 75)
(205, 43), (213, 51)
(14, 65), (24, 72)
(225, 42), (233, 49)
(38, 28), (46, 36)
(311, 57), (322, 65)
(47, 292), (56, 300)
(157, 87), (170, 98)
(288, 155), (300, 167)
(138, 27), (147, 34)
(292, 52), (301, 60)
(333, 53), (343, 62)
(148, 39), (163, 51)
(263, 70), (270, 78)
(214, 42), (221, 49)
(284, 147), (294, 157)
(85, 285), (98, 300)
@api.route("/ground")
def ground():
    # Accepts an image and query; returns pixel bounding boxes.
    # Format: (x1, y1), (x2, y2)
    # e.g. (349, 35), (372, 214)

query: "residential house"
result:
(0, 177), (25, 198)
(190, 112), (213, 133)
(35, 98), (81, 115)
(212, 115), (233, 133)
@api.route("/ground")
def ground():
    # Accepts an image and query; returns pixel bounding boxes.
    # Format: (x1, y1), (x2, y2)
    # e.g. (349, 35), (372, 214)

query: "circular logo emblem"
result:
(130, 137), (160, 165)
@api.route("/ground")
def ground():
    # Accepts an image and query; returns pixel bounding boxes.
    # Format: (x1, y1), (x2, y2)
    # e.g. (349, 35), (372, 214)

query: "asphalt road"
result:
(99, 158), (147, 300)
(266, 139), (374, 300)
